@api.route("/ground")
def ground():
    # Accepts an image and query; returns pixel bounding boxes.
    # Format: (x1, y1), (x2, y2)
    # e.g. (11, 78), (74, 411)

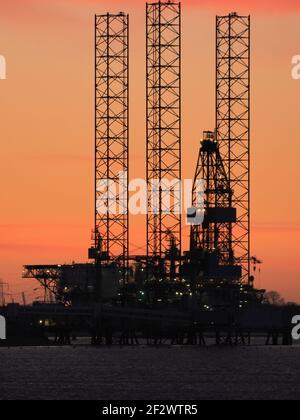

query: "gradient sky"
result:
(0, 0), (300, 303)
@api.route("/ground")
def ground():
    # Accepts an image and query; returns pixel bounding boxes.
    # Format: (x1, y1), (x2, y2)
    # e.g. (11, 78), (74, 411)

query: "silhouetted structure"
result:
(93, 13), (129, 283)
(21, 7), (268, 342)
(146, 1), (182, 280)
(216, 13), (250, 283)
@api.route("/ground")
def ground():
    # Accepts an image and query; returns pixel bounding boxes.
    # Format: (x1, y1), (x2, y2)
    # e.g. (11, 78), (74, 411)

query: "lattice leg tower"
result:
(146, 1), (182, 280)
(95, 13), (129, 279)
(216, 13), (250, 283)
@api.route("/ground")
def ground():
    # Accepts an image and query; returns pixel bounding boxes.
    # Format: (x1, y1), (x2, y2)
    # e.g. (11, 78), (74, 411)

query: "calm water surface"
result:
(1, 346), (299, 400)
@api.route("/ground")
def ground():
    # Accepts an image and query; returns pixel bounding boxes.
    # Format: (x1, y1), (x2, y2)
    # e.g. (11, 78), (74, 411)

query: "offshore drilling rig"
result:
(23, 3), (264, 316)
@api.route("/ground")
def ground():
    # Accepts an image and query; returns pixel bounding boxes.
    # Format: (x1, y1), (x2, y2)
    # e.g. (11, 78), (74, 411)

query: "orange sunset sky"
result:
(0, 0), (300, 303)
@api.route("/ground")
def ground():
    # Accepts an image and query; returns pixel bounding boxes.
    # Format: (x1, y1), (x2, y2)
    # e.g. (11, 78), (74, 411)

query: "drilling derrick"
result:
(190, 132), (232, 259)
(94, 13), (129, 280)
(188, 131), (241, 284)
(216, 13), (250, 283)
(146, 1), (182, 280)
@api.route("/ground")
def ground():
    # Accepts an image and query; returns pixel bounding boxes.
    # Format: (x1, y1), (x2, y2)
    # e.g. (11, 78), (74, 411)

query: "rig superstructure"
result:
(22, 3), (268, 336)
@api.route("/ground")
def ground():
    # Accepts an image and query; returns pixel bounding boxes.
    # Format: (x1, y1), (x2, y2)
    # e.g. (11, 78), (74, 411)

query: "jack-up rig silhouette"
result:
(6, 2), (294, 347)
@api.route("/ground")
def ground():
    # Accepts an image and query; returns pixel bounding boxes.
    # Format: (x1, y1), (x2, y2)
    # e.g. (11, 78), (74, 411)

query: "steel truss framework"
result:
(23, 266), (62, 303)
(216, 13), (250, 283)
(191, 133), (233, 265)
(23, 265), (94, 305)
(95, 13), (129, 276)
(146, 1), (182, 278)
